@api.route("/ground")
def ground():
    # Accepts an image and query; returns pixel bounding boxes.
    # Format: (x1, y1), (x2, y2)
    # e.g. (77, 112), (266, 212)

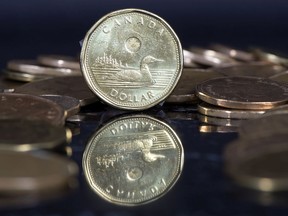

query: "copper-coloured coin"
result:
(165, 68), (223, 104)
(211, 62), (286, 78)
(14, 76), (98, 106)
(7, 60), (81, 77)
(198, 102), (265, 119)
(0, 119), (70, 151)
(197, 114), (244, 127)
(0, 93), (65, 126)
(0, 151), (78, 193)
(196, 76), (288, 110)
(37, 55), (80, 70)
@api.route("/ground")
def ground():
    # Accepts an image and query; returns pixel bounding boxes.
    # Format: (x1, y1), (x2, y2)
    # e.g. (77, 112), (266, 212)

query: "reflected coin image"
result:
(83, 115), (183, 206)
(81, 9), (183, 110)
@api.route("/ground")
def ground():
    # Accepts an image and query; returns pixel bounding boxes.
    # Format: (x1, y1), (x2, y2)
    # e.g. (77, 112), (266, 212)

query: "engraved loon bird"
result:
(113, 56), (163, 84)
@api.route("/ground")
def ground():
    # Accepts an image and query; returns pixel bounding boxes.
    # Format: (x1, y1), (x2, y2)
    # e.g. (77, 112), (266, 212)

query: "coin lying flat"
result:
(210, 44), (255, 62)
(0, 75), (24, 90)
(3, 69), (51, 82)
(81, 9), (183, 110)
(7, 60), (81, 77)
(37, 55), (80, 70)
(83, 115), (183, 206)
(41, 95), (80, 118)
(198, 102), (265, 119)
(14, 76), (98, 106)
(183, 49), (201, 68)
(269, 70), (288, 84)
(238, 113), (288, 140)
(0, 151), (78, 193)
(199, 124), (238, 133)
(165, 68), (223, 104)
(0, 119), (70, 151)
(263, 104), (288, 117)
(197, 114), (243, 127)
(211, 63), (285, 78)
(196, 76), (288, 110)
(0, 93), (65, 126)
(253, 49), (288, 67)
(225, 135), (288, 192)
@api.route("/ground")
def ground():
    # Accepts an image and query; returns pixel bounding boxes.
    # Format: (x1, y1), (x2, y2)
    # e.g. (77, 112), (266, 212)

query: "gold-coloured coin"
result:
(198, 102), (265, 119)
(41, 95), (80, 118)
(0, 93), (65, 126)
(196, 76), (288, 110)
(37, 55), (80, 70)
(0, 151), (78, 193)
(14, 76), (98, 106)
(225, 135), (288, 192)
(199, 124), (238, 133)
(165, 68), (223, 104)
(7, 60), (81, 77)
(0, 119), (70, 151)
(83, 115), (183, 206)
(211, 62), (285, 78)
(81, 9), (183, 110)
(238, 113), (288, 140)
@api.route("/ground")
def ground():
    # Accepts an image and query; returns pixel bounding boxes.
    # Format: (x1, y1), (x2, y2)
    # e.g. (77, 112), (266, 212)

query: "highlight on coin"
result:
(82, 114), (184, 206)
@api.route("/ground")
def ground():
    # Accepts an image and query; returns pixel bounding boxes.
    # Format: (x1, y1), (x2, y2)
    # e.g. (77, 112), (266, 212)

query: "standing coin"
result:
(14, 76), (98, 106)
(81, 9), (183, 110)
(0, 93), (65, 125)
(196, 76), (288, 110)
(83, 115), (183, 206)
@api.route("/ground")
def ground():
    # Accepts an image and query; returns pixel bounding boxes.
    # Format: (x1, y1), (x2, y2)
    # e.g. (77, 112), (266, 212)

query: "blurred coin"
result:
(0, 74), (24, 90)
(197, 114), (243, 127)
(253, 49), (288, 67)
(165, 68), (223, 104)
(37, 55), (80, 70)
(0, 119), (70, 151)
(0, 93), (65, 126)
(183, 49), (201, 68)
(199, 124), (238, 133)
(238, 113), (288, 140)
(225, 135), (288, 192)
(263, 104), (288, 117)
(211, 62), (285, 78)
(14, 76), (98, 106)
(41, 95), (80, 118)
(0, 151), (78, 193)
(210, 44), (255, 62)
(7, 60), (81, 77)
(269, 70), (288, 83)
(3, 69), (51, 82)
(81, 9), (183, 110)
(83, 115), (183, 206)
(198, 102), (265, 119)
(196, 76), (288, 110)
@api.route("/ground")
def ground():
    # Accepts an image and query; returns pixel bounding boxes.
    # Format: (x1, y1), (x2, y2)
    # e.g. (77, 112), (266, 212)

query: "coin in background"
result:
(3, 69), (51, 82)
(198, 102), (265, 119)
(81, 9), (183, 110)
(253, 49), (288, 67)
(0, 151), (78, 193)
(197, 114), (244, 127)
(269, 70), (288, 84)
(37, 55), (80, 70)
(14, 76), (98, 106)
(0, 93), (65, 126)
(196, 76), (288, 110)
(83, 115), (183, 205)
(199, 124), (238, 133)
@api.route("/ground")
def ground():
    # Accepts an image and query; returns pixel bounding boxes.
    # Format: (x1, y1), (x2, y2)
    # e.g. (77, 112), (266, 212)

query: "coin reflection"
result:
(83, 114), (184, 206)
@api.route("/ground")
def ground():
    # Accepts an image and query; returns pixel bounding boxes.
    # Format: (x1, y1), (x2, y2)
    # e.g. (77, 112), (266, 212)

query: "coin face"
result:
(83, 115), (183, 206)
(196, 76), (288, 109)
(0, 93), (65, 125)
(81, 9), (183, 110)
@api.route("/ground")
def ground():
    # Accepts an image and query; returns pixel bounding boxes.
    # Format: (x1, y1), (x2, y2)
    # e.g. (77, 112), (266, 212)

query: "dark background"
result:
(1, 0), (288, 215)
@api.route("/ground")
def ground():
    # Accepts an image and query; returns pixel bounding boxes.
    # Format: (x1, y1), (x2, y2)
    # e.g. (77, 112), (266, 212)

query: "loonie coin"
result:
(0, 93), (65, 126)
(210, 44), (255, 62)
(0, 119), (70, 151)
(41, 95), (80, 118)
(37, 55), (80, 70)
(83, 115), (183, 206)
(225, 135), (288, 192)
(0, 151), (78, 193)
(238, 113), (288, 140)
(7, 60), (81, 77)
(196, 76), (288, 110)
(165, 68), (223, 104)
(198, 102), (265, 119)
(211, 62), (285, 78)
(81, 9), (183, 110)
(14, 76), (98, 106)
